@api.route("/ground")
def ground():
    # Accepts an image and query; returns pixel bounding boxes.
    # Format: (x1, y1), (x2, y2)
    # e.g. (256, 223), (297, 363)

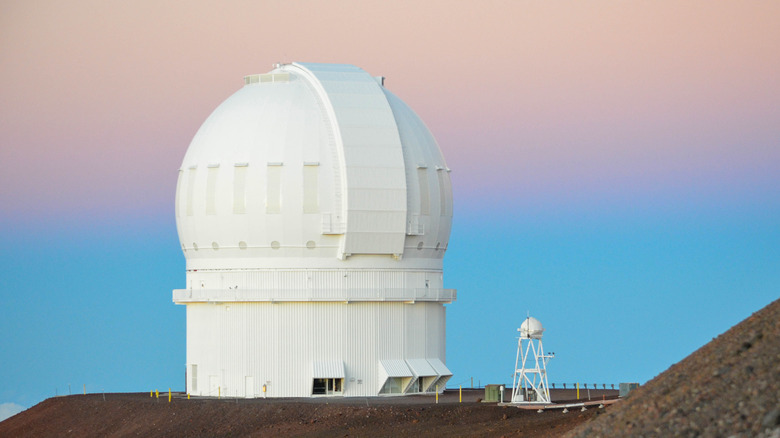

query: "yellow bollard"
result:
(156, 389), (159, 399)
(83, 384), (86, 395)
(187, 393), (190, 400)
(436, 385), (439, 404)
(150, 390), (153, 398)
(576, 383), (579, 400)
(168, 388), (171, 403)
(459, 385), (462, 403)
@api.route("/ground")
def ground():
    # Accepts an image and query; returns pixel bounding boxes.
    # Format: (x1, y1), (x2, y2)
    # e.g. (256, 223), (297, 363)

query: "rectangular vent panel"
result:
(417, 168), (430, 215)
(266, 164), (282, 214)
(233, 165), (247, 214)
(206, 167), (218, 215)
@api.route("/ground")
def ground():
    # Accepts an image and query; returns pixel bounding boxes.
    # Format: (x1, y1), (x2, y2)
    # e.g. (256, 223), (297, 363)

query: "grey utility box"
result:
(483, 384), (505, 402)
(619, 382), (640, 397)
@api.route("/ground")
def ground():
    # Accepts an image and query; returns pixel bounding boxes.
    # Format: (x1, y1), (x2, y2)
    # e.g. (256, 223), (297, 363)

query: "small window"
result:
(380, 377), (404, 394)
(408, 378), (421, 393)
(312, 378), (343, 395)
(258, 73), (290, 83)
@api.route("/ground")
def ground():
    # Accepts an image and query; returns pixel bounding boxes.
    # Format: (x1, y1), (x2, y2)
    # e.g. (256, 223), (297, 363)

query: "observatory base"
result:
(184, 301), (451, 398)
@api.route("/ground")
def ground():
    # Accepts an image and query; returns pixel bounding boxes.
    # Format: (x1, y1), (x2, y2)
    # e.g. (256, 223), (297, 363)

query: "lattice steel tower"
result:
(511, 316), (554, 403)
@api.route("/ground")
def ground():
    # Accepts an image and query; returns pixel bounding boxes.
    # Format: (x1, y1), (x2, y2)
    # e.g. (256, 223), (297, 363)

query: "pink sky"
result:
(2, 0), (778, 222)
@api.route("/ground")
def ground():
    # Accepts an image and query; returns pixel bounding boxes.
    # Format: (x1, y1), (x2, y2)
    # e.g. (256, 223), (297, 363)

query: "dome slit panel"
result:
(293, 63), (408, 257)
(291, 68), (346, 236)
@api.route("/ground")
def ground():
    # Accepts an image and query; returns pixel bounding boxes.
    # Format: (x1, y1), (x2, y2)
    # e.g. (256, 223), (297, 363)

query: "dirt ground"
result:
(0, 389), (617, 437)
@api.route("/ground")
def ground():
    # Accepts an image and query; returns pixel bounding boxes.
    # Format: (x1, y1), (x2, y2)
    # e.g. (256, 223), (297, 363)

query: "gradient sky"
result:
(1, 1), (778, 412)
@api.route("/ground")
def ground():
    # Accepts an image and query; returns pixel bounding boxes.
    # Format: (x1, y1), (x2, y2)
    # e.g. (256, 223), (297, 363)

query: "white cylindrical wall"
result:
(186, 301), (446, 397)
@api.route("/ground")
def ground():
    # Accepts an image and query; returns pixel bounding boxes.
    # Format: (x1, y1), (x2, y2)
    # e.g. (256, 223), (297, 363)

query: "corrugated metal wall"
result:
(186, 301), (448, 398)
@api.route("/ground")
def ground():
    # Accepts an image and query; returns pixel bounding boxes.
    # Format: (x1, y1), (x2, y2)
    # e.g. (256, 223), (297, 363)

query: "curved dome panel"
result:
(383, 88), (453, 258)
(174, 63), (452, 271)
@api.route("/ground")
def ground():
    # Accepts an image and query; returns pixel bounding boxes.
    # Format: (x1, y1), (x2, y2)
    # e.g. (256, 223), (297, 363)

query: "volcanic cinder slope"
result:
(568, 298), (780, 438)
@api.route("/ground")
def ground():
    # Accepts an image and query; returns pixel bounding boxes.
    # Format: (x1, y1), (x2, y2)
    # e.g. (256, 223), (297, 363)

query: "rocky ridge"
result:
(568, 298), (780, 437)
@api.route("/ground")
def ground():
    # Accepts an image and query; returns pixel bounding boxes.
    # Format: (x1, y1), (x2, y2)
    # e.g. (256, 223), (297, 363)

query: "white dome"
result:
(174, 62), (453, 271)
(519, 317), (544, 339)
(173, 63), (456, 398)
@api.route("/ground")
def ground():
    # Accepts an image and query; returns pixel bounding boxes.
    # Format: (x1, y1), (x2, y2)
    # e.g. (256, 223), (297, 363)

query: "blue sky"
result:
(447, 195), (779, 387)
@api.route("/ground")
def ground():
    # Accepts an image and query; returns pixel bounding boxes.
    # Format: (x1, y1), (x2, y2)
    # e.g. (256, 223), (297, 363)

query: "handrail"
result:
(173, 287), (457, 303)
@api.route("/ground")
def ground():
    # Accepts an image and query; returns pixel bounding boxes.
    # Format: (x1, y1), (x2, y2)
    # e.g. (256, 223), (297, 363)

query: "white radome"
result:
(172, 62), (455, 398)
(519, 317), (545, 340)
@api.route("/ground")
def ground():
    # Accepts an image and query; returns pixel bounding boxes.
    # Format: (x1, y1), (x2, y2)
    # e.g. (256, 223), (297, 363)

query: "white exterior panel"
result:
(185, 301), (447, 397)
(175, 63), (455, 398)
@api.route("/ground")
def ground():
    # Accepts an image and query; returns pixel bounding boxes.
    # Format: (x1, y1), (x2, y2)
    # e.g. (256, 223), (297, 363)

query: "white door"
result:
(191, 364), (198, 394)
(245, 376), (255, 398)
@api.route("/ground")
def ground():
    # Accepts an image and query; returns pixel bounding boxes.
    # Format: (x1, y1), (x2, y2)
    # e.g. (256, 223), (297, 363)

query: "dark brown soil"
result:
(0, 390), (608, 437)
(567, 298), (780, 438)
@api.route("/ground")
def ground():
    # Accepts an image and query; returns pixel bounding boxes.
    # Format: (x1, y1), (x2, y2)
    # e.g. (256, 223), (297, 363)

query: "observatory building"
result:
(172, 62), (455, 398)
